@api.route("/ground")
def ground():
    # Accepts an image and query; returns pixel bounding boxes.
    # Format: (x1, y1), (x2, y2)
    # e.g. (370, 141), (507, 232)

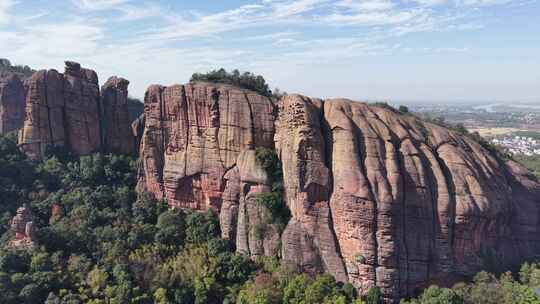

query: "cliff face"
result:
(138, 84), (540, 301)
(137, 82), (275, 210)
(101, 76), (135, 154)
(276, 95), (540, 300)
(0, 74), (26, 134)
(18, 62), (135, 159)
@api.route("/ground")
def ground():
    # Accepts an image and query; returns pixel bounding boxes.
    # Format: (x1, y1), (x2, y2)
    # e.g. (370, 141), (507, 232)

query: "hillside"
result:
(137, 82), (540, 302)
(2, 63), (540, 303)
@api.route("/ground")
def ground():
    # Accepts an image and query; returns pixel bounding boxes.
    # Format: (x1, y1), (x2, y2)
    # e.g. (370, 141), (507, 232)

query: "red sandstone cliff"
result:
(276, 95), (540, 300)
(18, 62), (135, 159)
(101, 76), (136, 154)
(137, 82), (275, 210)
(137, 83), (540, 301)
(0, 74), (26, 134)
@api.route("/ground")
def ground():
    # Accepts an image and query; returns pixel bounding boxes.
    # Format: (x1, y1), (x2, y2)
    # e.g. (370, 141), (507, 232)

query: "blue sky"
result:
(0, 0), (538, 103)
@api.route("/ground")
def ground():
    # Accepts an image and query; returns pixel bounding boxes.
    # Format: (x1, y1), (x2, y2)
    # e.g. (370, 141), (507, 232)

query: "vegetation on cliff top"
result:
(190, 68), (286, 98)
(371, 102), (509, 161)
(0, 58), (35, 79)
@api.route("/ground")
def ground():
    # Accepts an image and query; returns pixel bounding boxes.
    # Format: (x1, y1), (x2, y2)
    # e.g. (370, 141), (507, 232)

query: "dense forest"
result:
(0, 132), (360, 304)
(2, 131), (540, 303)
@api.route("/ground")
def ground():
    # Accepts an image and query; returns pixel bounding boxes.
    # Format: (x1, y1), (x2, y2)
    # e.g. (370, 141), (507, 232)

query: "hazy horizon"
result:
(1, 0), (539, 102)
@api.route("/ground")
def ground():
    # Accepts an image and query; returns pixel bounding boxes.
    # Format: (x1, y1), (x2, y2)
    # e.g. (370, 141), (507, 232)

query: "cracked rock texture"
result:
(276, 95), (540, 301)
(137, 82), (275, 210)
(101, 76), (136, 154)
(138, 85), (540, 301)
(222, 150), (281, 258)
(18, 62), (135, 159)
(0, 74), (26, 134)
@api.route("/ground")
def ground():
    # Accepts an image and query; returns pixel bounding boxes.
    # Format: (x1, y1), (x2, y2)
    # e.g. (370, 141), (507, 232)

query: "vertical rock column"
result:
(62, 61), (101, 156)
(275, 94), (348, 281)
(101, 76), (135, 154)
(0, 74), (25, 134)
(18, 62), (102, 159)
(18, 69), (66, 159)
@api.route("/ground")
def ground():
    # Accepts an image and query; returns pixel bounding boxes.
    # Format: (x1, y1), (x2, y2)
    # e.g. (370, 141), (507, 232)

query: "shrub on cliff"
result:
(0, 58), (35, 79)
(254, 147), (290, 232)
(190, 68), (273, 97)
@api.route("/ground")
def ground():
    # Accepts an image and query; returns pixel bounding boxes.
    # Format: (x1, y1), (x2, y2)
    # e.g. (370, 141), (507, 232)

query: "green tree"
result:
(365, 287), (382, 304)
(399, 105), (409, 113)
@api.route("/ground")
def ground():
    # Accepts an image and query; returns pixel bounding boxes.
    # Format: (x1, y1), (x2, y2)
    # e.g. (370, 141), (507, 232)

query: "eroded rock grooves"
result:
(18, 62), (134, 159)
(137, 82), (275, 210)
(0, 74), (26, 134)
(135, 83), (540, 302)
(101, 76), (136, 154)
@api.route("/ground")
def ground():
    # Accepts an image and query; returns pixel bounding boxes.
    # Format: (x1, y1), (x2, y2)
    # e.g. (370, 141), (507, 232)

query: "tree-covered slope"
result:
(0, 133), (363, 304)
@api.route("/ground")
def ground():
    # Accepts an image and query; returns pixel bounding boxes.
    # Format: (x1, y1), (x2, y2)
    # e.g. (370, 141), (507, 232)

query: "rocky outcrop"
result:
(132, 114), (145, 152)
(18, 62), (101, 159)
(221, 150), (281, 258)
(0, 74), (25, 133)
(101, 76), (135, 154)
(276, 96), (540, 301)
(275, 95), (349, 282)
(137, 82), (275, 210)
(9, 205), (35, 249)
(18, 62), (135, 159)
(137, 84), (540, 301)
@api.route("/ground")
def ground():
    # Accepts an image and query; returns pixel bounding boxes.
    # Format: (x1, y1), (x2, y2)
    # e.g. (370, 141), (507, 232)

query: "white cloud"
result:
(72, 0), (130, 10)
(412, 0), (449, 6)
(138, 0), (429, 41)
(268, 0), (330, 17)
(322, 9), (421, 26)
(0, 0), (535, 100)
(0, 20), (104, 70)
(412, 0), (516, 6)
(116, 3), (163, 21)
(0, 0), (16, 25)
(141, 4), (273, 41)
(458, 0), (512, 6)
(337, 0), (396, 11)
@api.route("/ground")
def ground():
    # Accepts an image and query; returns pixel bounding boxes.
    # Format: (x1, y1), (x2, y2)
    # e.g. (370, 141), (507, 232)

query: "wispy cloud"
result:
(336, 0), (396, 11)
(116, 3), (163, 21)
(0, 0), (16, 25)
(71, 0), (130, 10)
(0, 0), (536, 101)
